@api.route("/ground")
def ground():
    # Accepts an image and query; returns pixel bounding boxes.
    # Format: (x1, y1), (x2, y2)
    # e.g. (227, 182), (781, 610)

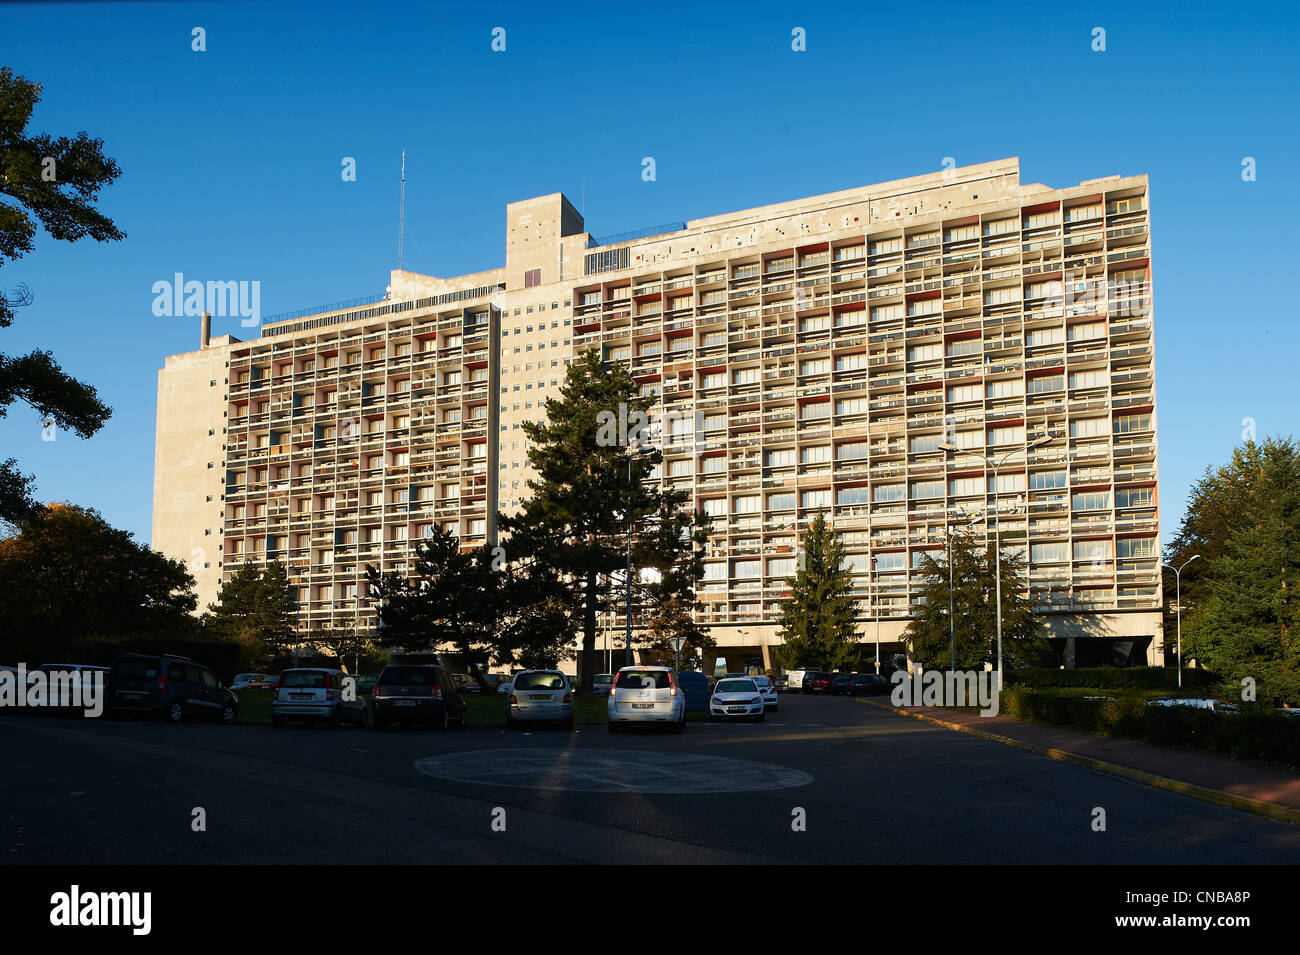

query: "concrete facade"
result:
(153, 158), (1163, 667)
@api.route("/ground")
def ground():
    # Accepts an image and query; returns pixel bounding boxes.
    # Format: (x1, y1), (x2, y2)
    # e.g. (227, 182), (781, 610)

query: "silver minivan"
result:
(272, 668), (368, 728)
(607, 666), (686, 733)
(507, 670), (574, 730)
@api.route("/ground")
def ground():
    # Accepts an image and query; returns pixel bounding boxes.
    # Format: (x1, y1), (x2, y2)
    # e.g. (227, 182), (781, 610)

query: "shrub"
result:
(1004, 667), (1217, 692)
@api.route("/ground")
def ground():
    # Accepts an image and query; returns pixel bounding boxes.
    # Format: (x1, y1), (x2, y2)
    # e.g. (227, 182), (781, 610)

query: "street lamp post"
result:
(625, 442), (654, 667)
(941, 433), (1054, 688)
(1162, 554), (1200, 687)
(871, 554), (880, 674)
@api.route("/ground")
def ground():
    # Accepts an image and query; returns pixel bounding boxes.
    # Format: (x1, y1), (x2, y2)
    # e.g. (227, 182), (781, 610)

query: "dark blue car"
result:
(676, 670), (713, 713)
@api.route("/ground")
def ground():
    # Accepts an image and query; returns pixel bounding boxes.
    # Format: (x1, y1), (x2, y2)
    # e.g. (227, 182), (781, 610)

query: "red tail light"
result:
(562, 693), (572, 704)
(325, 672), (335, 701)
(508, 693), (517, 705)
(429, 685), (442, 700)
(157, 672), (167, 693)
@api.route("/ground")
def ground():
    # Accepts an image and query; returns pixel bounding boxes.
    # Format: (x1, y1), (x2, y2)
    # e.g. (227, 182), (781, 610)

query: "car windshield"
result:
(282, 671), (328, 688)
(593, 675), (612, 685)
(754, 677), (772, 687)
(615, 670), (671, 689)
(378, 667), (440, 686)
(514, 672), (566, 690)
(716, 679), (756, 693)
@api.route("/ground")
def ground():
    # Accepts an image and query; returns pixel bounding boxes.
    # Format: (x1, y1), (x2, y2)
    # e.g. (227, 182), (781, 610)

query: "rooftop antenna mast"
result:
(398, 150), (406, 270)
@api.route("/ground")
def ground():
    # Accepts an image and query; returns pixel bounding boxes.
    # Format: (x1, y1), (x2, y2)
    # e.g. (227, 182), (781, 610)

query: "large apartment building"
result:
(153, 157), (1163, 671)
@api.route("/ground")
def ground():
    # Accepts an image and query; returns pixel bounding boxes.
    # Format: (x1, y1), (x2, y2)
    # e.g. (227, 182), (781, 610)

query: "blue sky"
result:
(0, 0), (1296, 548)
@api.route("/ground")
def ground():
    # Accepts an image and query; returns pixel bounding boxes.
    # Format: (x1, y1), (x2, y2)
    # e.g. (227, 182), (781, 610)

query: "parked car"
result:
(34, 665), (107, 717)
(849, 673), (892, 696)
(507, 670), (574, 730)
(607, 666), (686, 733)
(354, 674), (379, 695)
(676, 670), (713, 713)
(1147, 697), (1239, 713)
(482, 673), (508, 692)
(784, 669), (811, 693)
(497, 677), (514, 695)
(372, 665), (467, 730)
(107, 653), (238, 724)
(753, 675), (779, 711)
(229, 672), (270, 690)
(805, 672), (833, 693)
(829, 673), (856, 695)
(247, 675), (279, 690)
(272, 668), (368, 728)
(591, 673), (613, 697)
(709, 677), (765, 722)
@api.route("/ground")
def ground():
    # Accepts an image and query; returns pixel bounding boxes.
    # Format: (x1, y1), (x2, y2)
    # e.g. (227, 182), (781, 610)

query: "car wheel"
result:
(222, 703), (236, 725)
(356, 707), (368, 728)
(328, 709), (341, 729)
(166, 701), (184, 723)
(672, 715), (684, 734)
(505, 714), (515, 731)
(436, 708), (449, 731)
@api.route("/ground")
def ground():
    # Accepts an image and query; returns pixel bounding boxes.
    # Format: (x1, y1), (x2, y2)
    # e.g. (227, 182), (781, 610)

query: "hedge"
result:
(1004, 667), (1218, 691)
(998, 688), (1300, 769)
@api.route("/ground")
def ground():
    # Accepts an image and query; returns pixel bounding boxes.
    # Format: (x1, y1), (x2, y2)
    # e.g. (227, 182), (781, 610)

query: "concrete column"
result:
(760, 642), (772, 673)
(905, 646), (916, 676)
(1064, 637), (1077, 669)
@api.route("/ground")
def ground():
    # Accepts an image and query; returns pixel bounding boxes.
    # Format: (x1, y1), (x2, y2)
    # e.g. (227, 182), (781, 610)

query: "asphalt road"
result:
(3, 694), (1298, 864)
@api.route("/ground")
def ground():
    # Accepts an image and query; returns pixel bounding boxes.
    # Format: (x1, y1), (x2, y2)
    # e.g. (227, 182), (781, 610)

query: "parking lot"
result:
(4, 693), (1299, 864)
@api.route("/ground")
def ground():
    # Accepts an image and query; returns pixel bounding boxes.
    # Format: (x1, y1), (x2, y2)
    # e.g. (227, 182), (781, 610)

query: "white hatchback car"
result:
(607, 666), (686, 733)
(753, 675), (778, 711)
(709, 677), (766, 722)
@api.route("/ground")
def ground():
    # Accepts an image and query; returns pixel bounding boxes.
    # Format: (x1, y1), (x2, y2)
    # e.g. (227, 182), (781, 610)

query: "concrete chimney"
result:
(200, 311), (211, 349)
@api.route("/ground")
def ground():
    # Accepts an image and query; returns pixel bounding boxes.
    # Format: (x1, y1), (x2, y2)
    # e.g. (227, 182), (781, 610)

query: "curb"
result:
(857, 697), (1300, 826)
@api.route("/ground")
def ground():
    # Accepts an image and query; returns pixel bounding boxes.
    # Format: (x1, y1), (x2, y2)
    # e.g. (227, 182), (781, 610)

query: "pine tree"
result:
(1183, 437), (1300, 704)
(203, 560), (296, 667)
(774, 511), (859, 671)
(903, 530), (1048, 672)
(499, 350), (706, 694)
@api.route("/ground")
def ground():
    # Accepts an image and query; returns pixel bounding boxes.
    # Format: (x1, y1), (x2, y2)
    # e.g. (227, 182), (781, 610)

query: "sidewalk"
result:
(862, 699), (1300, 823)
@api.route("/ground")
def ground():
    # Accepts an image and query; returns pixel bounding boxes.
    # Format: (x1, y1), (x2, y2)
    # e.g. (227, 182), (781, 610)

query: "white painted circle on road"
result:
(414, 748), (813, 793)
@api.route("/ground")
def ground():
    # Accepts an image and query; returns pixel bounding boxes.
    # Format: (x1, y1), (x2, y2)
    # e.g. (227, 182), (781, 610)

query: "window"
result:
(1114, 413), (1152, 434)
(984, 286), (1021, 306)
(988, 425), (1025, 445)
(947, 383), (982, 403)
(1073, 540), (1111, 561)
(768, 557), (796, 577)
(986, 378), (1024, 399)
(1116, 486), (1154, 508)
(946, 338), (981, 358)
(1029, 470), (1067, 490)
(910, 434), (942, 453)
(801, 445), (831, 464)
(1072, 491), (1112, 511)
(800, 358), (830, 376)
(1117, 537), (1156, 559)
(989, 472), (1026, 493)
(836, 441), (870, 460)
(733, 559), (761, 579)
(1067, 321), (1106, 341)
(1027, 374), (1064, 394)
(1026, 327), (1065, 347)
(835, 397), (869, 416)
(799, 314), (831, 333)
(766, 448), (795, 467)
(874, 484), (905, 503)
(835, 353), (868, 372)
(837, 486), (871, 506)
(701, 498), (726, 517)
(949, 476), (982, 497)
(733, 367), (760, 385)
(800, 402), (831, 420)
(1030, 542), (1068, 564)
(1070, 417), (1108, 438)
(767, 492), (795, 510)
(801, 489), (831, 509)
(700, 455), (726, 474)
(908, 343), (942, 362)
(524, 268), (541, 287)
(1069, 369), (1109, 390)
(910, 480), (945, 499)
